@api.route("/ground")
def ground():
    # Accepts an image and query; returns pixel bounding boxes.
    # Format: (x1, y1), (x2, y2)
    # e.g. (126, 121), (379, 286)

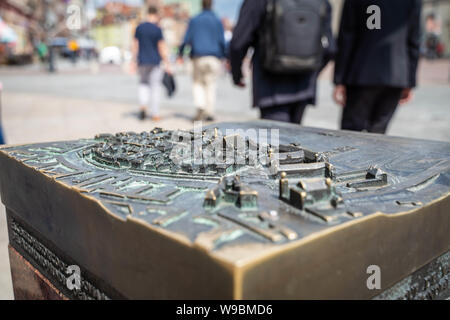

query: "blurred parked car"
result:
(77, 37), (97, 60)
(99, 46), (122, 65)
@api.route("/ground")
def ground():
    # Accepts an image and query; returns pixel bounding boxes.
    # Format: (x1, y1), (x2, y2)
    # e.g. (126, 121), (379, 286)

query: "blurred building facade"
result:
(91, 0), (194, 56)
(2, 0), (449, 65)
(92, 0), (450, 58)
(0, 0), (79, 64)
(91, 2), (140, 51)
(0, 0), (42, 62)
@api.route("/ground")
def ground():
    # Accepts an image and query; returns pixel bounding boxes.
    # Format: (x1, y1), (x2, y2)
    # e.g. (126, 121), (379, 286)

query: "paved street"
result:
(1, 60), (449, 144)
(0, 59), (449, 299)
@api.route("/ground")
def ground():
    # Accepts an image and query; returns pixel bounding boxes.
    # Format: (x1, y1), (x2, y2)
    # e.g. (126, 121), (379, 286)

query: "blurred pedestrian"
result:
(36, 40), (49, 64)
(424, 13), (444, 59)
(222, 18), (233, 58)
(0, 82), (5, 145)
(230, 0), (335, 124)
(133, 6), (172, 121)
(333, 0), (422, 134)
(178, 0), (226, 122)
(68, 39), (79, 65)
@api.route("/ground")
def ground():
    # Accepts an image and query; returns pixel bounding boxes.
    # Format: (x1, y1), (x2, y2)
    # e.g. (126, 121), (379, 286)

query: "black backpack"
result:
(259, 0), (329, 74)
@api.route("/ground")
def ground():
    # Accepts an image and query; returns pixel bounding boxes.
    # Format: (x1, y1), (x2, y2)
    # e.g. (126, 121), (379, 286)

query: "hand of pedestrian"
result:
(163, 61), (173, 75)
(224, 60), (231, 72)
(129, 61), (138, 74)
(399, 88), (414, 105)
(176, 57), (184, 65)
(333, 85), (347, 107)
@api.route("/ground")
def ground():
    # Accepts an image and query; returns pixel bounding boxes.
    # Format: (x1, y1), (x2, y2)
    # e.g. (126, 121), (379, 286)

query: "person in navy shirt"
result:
(178, 0), (226, 122)
(133, 6), (171, 121)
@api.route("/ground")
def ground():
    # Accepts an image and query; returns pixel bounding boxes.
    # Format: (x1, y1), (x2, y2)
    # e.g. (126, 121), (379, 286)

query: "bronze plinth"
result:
(0, 121), (449, 299)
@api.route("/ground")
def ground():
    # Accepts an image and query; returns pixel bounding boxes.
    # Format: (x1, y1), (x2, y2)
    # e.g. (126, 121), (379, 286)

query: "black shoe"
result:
(138, 110), (147, 121)
(205, 115), (215, 122)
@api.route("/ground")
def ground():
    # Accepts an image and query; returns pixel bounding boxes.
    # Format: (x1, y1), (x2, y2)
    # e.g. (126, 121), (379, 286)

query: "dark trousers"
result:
(342, 86), (403, 134)
(260, 101), (308, 124)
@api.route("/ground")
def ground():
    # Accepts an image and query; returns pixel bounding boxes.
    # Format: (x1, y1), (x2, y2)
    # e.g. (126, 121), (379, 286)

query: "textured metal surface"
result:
(0, 121), (449, 299)
(8, 245), (67, 300)
(8, 215), (110, 300)
(374, 250), (449, 300)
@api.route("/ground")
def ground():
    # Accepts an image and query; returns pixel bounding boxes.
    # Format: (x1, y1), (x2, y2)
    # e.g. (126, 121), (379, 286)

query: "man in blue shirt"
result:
(133, 6), (171, 121)
(178, 0), (226, 122)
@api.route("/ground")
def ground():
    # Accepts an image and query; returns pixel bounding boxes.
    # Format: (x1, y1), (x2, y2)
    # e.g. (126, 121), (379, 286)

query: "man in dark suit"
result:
(333, 0), (422, 134)
(230, 0), (335, 124)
